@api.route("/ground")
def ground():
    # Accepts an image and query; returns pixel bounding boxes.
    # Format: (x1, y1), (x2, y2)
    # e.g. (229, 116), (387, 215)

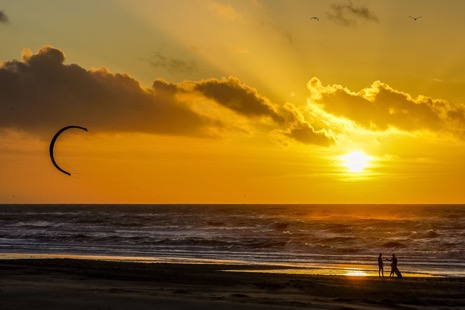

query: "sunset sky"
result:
(2, 0), (465, 204)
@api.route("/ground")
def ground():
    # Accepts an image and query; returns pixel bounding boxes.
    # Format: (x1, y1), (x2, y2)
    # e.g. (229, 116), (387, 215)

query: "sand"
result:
(1, 259), (465, 309)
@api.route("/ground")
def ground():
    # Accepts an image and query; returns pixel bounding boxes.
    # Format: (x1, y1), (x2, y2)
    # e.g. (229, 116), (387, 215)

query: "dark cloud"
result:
(327, 1), (379, 26)
(151, 77), (285, 123)
(149, 51), (197, 74)
(0, 46), (217, 137)
(307, 77), (465, 138)
(194, 77), (285, 123)
(0, 10), (8, 24)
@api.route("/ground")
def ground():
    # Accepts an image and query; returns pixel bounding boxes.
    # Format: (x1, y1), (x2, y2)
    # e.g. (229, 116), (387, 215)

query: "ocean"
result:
(1, 204), (464, 277)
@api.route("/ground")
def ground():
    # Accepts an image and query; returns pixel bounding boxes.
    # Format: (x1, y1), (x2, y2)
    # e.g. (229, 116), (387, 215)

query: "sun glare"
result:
(341, 151), (370, 173)
(345, 270), (368, 277)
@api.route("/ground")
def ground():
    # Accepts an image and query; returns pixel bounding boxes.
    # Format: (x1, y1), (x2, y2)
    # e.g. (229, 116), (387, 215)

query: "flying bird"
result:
(49, 125), (88, 176)
(310, 17), (319, 21)
(409, 16), (422, 20)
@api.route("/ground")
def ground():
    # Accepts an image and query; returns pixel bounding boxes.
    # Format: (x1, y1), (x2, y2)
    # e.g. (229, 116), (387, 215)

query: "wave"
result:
(206, 221), (227, 227)
(438, 250), (465, 260)
(11, 220), (55, 228)
(382, 241), (407, 248)
(410, 230), (440, 239)
(322, 236), (357, 242)
(270, 222), (289, 231)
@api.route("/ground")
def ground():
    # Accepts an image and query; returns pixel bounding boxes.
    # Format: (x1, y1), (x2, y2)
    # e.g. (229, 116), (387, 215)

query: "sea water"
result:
(0, 204), (464, 277)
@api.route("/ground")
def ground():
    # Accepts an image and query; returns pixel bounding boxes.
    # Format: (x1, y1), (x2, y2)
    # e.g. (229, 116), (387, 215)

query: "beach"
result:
(1, 259), (465, 309)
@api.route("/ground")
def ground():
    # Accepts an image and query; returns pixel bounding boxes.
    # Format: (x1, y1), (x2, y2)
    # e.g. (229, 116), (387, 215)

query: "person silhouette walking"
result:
(387, 254), (402, 278)
(378, 253), (384, 277)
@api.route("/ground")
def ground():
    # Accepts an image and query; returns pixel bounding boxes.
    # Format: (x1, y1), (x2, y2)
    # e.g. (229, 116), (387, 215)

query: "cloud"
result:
(0, 45), (336, 146)
(327, 1), (379, 26)
(307, 77), (465, 139)
(282, 122), (335, 146)
(0, 10), (8, 24)
(193, 77), (285, 123)
(273, 103), (336, 146)
(209, 1), (241, 21)
(149, 50), (197, 74)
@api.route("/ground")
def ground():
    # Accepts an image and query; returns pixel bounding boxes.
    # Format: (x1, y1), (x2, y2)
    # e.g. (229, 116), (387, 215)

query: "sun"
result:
(341, 151), (371, 173)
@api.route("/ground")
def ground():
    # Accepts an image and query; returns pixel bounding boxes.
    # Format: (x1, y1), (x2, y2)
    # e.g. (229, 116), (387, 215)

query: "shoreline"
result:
(0, 252), (447, 278)
(0, 253), (450, 278)
(1, 258), (465, 309)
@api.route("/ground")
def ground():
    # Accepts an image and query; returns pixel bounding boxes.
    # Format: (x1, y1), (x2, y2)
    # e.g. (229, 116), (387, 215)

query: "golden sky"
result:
(2, 0), (465, 204)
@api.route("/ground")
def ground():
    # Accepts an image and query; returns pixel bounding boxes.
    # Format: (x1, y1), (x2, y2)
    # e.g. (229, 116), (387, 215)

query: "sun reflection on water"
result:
(345, 270), (368, 277)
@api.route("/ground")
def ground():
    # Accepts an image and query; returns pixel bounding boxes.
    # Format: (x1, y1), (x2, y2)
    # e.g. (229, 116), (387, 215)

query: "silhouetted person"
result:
(378, 253), (384, 277)
(387, 253), (402, 278)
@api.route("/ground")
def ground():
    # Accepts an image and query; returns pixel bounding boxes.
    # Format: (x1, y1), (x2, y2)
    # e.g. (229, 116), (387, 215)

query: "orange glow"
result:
(2, 2), (465, 204)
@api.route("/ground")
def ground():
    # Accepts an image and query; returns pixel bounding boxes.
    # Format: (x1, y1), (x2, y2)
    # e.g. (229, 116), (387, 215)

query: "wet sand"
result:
(1, 259), (464, 309)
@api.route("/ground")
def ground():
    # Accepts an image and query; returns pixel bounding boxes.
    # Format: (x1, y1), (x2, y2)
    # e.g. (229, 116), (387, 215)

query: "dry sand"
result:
(1, 259), (464, 309)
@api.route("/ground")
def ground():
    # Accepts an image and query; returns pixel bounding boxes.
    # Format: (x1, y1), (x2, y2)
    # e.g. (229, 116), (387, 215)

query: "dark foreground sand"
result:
(1, 259), (465, 309)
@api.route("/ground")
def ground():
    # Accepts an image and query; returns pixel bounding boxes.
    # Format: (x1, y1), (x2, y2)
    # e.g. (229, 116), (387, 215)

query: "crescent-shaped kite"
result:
(49, 125), (88, 176)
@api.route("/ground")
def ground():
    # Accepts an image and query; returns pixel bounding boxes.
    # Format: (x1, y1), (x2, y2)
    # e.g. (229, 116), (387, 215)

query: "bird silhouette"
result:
(310, 17), (319, 21)
(409, 16), (422, 20)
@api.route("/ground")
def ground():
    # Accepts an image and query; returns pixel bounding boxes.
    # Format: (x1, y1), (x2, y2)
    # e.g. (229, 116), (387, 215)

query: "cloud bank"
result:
(0, 46), (335, 146)
(2, 46), (461, 149)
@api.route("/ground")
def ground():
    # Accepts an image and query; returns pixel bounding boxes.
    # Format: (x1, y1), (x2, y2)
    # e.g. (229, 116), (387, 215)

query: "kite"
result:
(49, 125), (88, 176)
